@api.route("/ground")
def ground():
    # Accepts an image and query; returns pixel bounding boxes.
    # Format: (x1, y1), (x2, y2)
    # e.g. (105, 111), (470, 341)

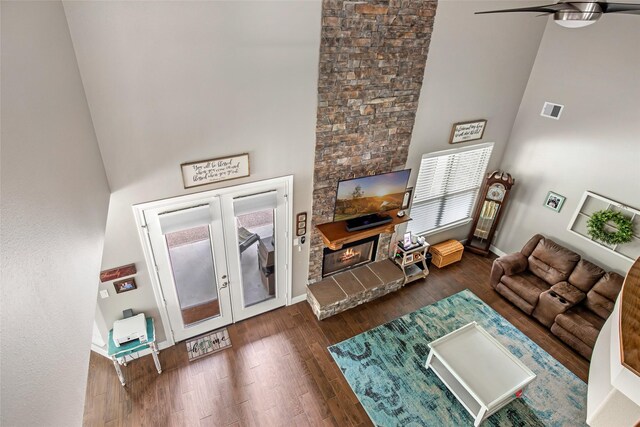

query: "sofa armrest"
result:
(489, 252), (528, 289)
(550, 281), (585, 305)
(496, 252), (528, 276)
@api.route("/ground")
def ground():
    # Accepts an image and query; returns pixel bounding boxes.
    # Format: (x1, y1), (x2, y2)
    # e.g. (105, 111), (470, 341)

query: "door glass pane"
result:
(165, 225), (220, 326)
(236, 209), (276, 308)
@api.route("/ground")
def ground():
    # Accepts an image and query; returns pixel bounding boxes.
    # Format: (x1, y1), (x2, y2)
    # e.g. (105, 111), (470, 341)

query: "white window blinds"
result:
(233, 191), (278, 216)
(158, 204), (212, 235)
(408, 143), (493, 236)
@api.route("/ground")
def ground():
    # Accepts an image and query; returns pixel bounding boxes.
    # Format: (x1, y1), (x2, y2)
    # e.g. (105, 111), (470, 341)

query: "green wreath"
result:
(586, 210), (634, 245)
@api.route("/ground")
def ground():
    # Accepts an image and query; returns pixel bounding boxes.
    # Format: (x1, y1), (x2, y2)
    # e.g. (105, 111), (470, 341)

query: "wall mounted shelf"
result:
(316, 209), (411, 250)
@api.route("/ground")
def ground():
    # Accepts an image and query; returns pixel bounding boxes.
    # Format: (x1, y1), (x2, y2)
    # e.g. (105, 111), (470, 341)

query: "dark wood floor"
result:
(83, 252), (589, 427)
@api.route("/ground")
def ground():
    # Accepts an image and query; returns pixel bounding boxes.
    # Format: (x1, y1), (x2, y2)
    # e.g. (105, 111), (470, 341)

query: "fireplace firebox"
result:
(322, 235), (378, 277)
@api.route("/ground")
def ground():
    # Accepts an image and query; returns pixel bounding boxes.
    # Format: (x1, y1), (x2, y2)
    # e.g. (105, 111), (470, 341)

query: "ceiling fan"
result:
(476, 1), (640, 28)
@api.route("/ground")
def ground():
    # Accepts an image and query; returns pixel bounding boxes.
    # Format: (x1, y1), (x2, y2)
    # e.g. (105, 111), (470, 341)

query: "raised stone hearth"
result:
(307, 259), (404, 319)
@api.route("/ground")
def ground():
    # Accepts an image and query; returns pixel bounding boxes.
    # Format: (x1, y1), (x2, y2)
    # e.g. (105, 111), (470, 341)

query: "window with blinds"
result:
(408, 143), (494, 236)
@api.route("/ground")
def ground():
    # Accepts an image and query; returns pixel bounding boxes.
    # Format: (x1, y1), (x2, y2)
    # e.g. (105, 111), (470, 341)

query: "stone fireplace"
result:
(308, 0), (437, 283)
(322, 235), (378, 277)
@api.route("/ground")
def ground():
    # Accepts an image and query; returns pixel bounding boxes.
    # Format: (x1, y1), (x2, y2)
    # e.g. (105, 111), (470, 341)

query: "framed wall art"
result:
(114, 278), (137, 294)
(181, 153), (250, 189)
(100, 263), (136, 283)
(567, 191), (639, 262)
(544, 191), (566, 212)
(449, 119), (487, 144)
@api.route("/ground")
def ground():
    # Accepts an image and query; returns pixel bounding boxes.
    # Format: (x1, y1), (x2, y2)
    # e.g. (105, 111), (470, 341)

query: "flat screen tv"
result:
(334, 169), (411, 222)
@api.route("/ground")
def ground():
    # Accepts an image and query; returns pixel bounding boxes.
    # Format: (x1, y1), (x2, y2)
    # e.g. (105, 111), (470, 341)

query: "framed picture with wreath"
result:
(567, 191), (639, 261)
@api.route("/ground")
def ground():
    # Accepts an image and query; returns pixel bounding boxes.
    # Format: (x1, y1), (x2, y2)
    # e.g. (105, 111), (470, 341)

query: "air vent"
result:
(540, 102), (564, 120)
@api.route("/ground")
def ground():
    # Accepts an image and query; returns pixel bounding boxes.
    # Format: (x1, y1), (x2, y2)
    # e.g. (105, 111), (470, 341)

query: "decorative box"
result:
(429, 240), (464, 268)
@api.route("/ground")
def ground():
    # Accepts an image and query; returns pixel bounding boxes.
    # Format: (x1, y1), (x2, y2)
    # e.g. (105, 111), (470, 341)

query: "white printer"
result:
(112, 313), (148, 347)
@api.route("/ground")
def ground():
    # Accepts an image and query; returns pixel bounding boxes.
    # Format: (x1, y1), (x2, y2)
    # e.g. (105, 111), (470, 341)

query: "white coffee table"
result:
(425, 322), (536, 426)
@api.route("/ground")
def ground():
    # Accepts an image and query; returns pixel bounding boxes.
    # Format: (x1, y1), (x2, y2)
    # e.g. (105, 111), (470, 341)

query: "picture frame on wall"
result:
(449, 119), (487, 144)
(544, 191), (566, 212)
(114, 278), (137, 294)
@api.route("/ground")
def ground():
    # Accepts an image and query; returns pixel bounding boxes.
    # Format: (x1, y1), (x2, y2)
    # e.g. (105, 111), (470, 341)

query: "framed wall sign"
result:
(100, 263), (136, 283)
(450, 119), (487, 144)
(181, 153), (250, 189)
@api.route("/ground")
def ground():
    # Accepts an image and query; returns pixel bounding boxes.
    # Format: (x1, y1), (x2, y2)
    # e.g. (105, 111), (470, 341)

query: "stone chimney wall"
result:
(309, 0), (437, 282)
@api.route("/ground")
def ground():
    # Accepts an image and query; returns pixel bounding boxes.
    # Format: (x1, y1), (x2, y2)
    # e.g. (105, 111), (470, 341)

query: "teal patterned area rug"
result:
(328, 289), (587, 426)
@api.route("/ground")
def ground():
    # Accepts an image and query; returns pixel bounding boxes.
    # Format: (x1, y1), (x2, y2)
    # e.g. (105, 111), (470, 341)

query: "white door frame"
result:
(133, 175), (293, 346)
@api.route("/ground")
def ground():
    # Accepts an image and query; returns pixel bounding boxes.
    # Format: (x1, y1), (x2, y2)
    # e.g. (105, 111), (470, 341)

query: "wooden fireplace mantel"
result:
(316, 209), (411, 250)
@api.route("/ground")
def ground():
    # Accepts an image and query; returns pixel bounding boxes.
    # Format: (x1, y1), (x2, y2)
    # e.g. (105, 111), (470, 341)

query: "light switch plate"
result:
(100, 289), (109, 299)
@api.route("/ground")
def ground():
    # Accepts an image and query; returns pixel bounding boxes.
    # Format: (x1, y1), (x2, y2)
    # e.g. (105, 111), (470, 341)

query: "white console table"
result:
(426, 322), (536, 426)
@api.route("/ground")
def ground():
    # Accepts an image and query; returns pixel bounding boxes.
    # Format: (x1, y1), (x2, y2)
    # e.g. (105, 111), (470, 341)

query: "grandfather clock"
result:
(465, 171), (515, 256)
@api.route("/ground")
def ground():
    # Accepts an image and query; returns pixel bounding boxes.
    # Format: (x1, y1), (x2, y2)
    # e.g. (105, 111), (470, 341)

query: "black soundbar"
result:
(345, 213), (392, 232)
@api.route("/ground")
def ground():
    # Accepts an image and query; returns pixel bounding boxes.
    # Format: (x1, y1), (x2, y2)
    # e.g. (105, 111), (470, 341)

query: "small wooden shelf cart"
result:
(394, 241), (430, 285)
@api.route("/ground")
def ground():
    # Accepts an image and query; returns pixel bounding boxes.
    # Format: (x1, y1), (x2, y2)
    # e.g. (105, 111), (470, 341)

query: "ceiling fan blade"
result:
(475, 3), (574, 15)
(599, 2), (640, 13)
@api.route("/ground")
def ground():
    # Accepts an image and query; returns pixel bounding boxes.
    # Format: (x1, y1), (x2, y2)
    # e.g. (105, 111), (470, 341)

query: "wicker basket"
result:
(429, 240), (464, 268)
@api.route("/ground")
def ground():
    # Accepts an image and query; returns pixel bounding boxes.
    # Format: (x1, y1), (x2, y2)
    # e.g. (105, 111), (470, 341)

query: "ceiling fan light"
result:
(555, 18), (598, 28)
(554, 10), (601, 28)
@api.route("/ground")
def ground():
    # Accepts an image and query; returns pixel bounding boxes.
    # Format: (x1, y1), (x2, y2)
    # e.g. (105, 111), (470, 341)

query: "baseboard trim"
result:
(91, 344), (109, 358)
(489, 245), (507, 257)
(289, 294), (307, 305)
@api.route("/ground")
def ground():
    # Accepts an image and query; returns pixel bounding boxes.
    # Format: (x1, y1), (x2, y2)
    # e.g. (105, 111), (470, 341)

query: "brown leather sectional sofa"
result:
(490, 234), (624, 360)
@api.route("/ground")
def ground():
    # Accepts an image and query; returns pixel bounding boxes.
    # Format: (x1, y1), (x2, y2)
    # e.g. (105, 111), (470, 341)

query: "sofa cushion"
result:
(501, 271), (550, 306)
(568, 259), (605, 292)
(584, 272), (624, 319)
(496, 282), (537, 315)
(554, 306), (605, 348)
(528, 238), (580, 285)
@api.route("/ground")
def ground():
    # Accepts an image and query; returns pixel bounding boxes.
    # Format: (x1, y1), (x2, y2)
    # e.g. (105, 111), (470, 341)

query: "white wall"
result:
(494, 16), (640, 275)
(404, 0), (546, 243)
(63, 1), (321, 342)
(0, 2), (111, 425)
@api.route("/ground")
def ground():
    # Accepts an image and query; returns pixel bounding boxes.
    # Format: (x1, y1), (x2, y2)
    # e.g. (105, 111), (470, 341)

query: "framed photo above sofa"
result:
(544, 191), (566, 212)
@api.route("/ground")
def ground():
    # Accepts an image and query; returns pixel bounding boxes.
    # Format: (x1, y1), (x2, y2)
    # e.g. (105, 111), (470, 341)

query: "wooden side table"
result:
(108, 317), (162, 386)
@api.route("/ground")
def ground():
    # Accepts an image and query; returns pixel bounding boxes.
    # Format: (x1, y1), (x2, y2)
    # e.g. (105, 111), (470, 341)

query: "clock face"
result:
(487, 183), (506, 201)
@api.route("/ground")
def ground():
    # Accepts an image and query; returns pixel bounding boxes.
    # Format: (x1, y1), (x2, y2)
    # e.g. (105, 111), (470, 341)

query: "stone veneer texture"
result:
(309, 0), (437, 282)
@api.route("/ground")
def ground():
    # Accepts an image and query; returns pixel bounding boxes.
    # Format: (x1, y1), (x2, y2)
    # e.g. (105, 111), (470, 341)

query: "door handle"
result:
(220, 281), (228, 289)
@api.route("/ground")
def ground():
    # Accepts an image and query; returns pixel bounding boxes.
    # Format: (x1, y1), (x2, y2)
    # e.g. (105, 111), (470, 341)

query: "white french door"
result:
(220, 181), (288, 321)
(145, 198), (233, 342)
(137, 177), (291, 343)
